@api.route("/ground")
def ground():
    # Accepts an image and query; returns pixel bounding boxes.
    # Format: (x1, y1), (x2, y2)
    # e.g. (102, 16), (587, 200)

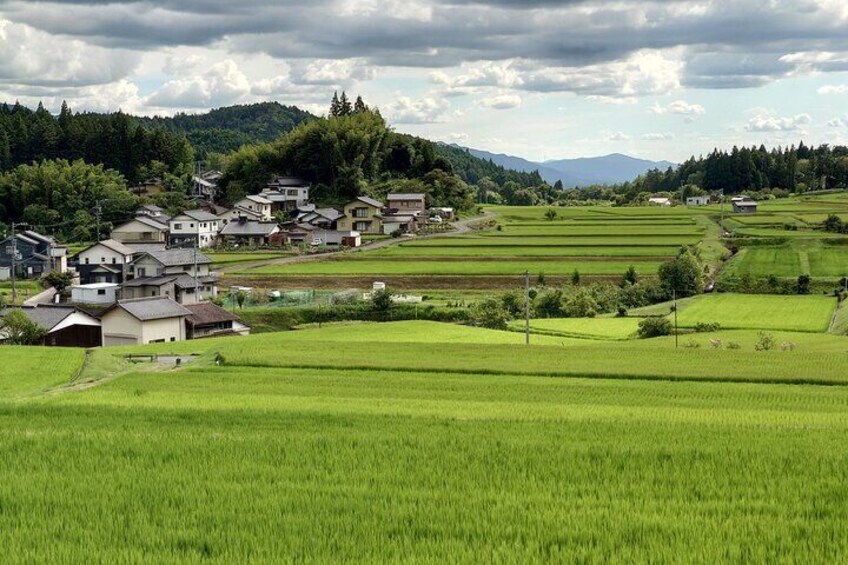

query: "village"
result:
(0, 172), (453, 347)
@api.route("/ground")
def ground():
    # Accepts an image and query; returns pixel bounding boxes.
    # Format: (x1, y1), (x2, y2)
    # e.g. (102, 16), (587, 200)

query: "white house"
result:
(686, 196), (711, 206)
(233, 195), (274, 221)
(71, 283), (119, 305)
(648, 197), (672, 206)
(168, 210), (220, 248)
(111, 217), (168, 244)
(100, 297), (190, 346)
(75, 239), (135, 284)
(259, 177), (311, 212)
(124, 249), (217, 304)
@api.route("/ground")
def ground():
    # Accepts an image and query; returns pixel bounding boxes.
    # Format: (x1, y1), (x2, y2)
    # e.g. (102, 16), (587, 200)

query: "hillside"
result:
(463, 146), (675, 187)
(136, 102), (314, 158)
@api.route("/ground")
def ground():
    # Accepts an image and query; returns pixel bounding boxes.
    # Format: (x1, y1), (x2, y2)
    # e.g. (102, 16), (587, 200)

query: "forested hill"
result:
(135, 102), (314, 158)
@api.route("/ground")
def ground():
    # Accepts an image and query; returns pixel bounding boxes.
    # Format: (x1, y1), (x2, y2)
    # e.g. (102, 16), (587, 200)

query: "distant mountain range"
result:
(460, 146), (676, 187)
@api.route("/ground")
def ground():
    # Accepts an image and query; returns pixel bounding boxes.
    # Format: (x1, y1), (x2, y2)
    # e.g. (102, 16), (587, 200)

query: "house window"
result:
(85, 258), (90, 264)
(190, 223), (195, 228)
(354, 208), (369, 218)
(112, 257), (116, 264)
(174, 223), (183, 230)
(355, 222), (370, 231)
(170, 337), (176, 342)
(101, 257), (105, 263)
(97, 289), (106, 296)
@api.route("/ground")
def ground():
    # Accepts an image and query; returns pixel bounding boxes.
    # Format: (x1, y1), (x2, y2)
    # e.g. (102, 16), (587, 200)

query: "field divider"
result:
(222, 361), (848, 388)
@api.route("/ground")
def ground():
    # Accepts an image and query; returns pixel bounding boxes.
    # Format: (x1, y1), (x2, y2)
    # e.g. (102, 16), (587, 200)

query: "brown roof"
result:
(184, 302), (243, 327)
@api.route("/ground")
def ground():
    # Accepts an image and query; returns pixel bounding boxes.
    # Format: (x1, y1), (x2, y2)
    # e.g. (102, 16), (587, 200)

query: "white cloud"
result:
(146, 60), (251, 109)
(480, 93), (521, 110)
(651, 100), (706, 116)
(828, 117), (848, 127)
(641, 132), (675, 141)
(745, 112), (812, 132)
(608, 132), (630, 141)
(385, 96), (450, 124)
(290, 58), (375, 85)
(818, 85), (848, 95)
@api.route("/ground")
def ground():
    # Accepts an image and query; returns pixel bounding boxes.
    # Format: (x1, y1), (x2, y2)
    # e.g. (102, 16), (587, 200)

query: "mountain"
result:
(136, 102), (315, 158)
(463, 147), (675, 187)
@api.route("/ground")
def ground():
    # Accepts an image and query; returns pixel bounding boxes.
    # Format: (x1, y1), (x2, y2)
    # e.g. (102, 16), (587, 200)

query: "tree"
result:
(622, 265), (638, 286)
(637, 316), (672, 339)
(563, 289), (599, 318)
(353, 96), (368, 114)
(0, 309), (47, 345)
(471, 298), (510, 330)
(658, 251), (704, 298)
(571, 269), (581, 286)
(338, 92), (353, 116)
(40, 270), (74, 293)
(371, 287), (393, 311)
(329, 92), (341, 117)
(500, 290), (525, 317)
(797, 274), (812, 295)
(534, 290), (563, 318)
(235, 290), (247, 309)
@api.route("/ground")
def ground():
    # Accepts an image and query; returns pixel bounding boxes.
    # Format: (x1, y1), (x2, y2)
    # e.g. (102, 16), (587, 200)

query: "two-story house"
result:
(337, 196), (384, 235)
(0, 230), (68, 279)
(111, 216), (169, 244)
(122, 249), (217, 304)
(259, 177), (311, 213)
(233, 195), (274, 221)
(75, 239), (135, 284)
(387, 193), (427, 216)
(168, 210), (220, 248)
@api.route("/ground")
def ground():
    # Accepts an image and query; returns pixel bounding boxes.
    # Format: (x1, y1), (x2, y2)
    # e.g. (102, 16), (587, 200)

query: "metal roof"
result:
(184, 302), (242, 326)
(174, 210), (219, 222)
(88, 239), (135, 256)
(108, 297), (191, 321)
(242, 195), (273, 205)
(352, 196), (384, 208)
(387, 193), (426, 200)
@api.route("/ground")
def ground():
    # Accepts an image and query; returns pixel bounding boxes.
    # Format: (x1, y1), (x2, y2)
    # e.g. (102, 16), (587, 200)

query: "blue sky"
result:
(0, 0), (846, 162)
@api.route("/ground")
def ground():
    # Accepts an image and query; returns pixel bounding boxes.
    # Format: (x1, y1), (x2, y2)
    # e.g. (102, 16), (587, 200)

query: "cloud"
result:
(480, 93), (521, 109)
(641, 132), (675, 141)
(818, 85), (848, 95)
(146, 60), (252, 109)
(651, 100), (706, 116)
(608, 132), (630, 141)
(828, 117), (848, 128)
(289, 58), (376, 85)
(745, 113), (812, 132)
(384, 96), (450, 124)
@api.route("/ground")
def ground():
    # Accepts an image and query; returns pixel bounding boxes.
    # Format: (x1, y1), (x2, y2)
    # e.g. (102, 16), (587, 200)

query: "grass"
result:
(631, 293), (837, 333)
(206, 251), (295, 266)
(0, 347), (86, 399)
(243, 258), (664, 277)
(511, 317), (641, 340)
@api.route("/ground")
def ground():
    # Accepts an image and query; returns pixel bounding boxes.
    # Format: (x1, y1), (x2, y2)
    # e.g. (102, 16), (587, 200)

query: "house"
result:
(168, 210), (220, 248)
(0, 230), (68, 279)
(219, 219), (282, 247)
(234, 195), (274, 221)
(259, 177), (311, 212)
(686, 196), (711, 206)
(297, 207), (343, 229)
(193, 176), (216, 199)
(0, 306), (102, 347)
(732, 199), (758, 214)
(71, 283), (120, 305)
(285, 225), (360, 248)
(99, 297), (190, 346)
(136, 205), (170, 223)
(648, 197), (672, 206)
(111, 216), (169, 244)
(337, 196), (384, 235)
(184, 302), (250, 339)
(387, 193), (427, 216)
(431, 207), (455, 220)
(75, 239), (135, 284)
(125, 248), (217, 304)
(381, 215), (416, 235)
(217, 206), (264, 229)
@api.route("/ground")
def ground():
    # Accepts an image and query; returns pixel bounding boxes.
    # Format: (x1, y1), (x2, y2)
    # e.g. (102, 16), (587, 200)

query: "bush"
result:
(534, 290), (563, 318)
(562, 290), (598, 318)
(637, 317), (672, 339)
(471, 298), (510, 330)
(501, 290), (525, 317)
(371, 288), (393, 311)
(0, 309), (47, 345)
(694, 322), (721, 333)
(755, 331), (776, 351)
(796, 274), (811, 295)
(658, 250), (704, 298)
(727, 341), (741, 350)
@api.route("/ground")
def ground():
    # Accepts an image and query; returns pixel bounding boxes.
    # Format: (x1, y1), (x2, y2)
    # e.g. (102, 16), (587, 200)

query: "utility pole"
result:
(95, 203), (103, 242)
(719, 189), (725, 234)
(193, 239), (200, 302)
(9, 222), (18, 304)
(673, 289), (678, 349)
(524, 270), (530, 346)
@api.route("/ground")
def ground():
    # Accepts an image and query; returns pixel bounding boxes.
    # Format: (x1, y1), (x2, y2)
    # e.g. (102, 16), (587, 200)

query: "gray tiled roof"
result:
(141, 249), (212, 266)
(121, 216), (169, 231)
(387, 193), (426, 200)
(113, 297), (191, 321)
(354, 196), (384, 208)
(92, 239), (135, 256)
(221, 221), (280, 236)
(0, 306), (74, 330)
(177, 210), (219, 222)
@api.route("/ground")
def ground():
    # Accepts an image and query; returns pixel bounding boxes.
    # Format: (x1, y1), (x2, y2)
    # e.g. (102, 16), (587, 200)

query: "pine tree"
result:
(329, 92), (341, 117)
(353, 96), (367, 113)
(339, 92), (352, 116)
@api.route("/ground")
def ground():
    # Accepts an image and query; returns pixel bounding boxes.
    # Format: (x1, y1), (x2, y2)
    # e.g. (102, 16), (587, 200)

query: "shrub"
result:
(797, 274), (811, 295)
(501, 290), (525, 317)
(683, 339), (701, 349)
(544, 209), (557, 221)
(616, 306), (628, 317)
(622, 265), (638, 286)
(571, 269), (581, 286)
(534, 290), (563, 318)
(694, 322), (721, 333)
(727, 341), (741, 350)
(471, 298), (510, 330)
(371, 288), (393, 311)
(658, 250), (705, 298)
(0, 309), (47, 345)
(755, 331), (776, 351)
(637, 317), (672, 339)
(562, 290), (598, 318)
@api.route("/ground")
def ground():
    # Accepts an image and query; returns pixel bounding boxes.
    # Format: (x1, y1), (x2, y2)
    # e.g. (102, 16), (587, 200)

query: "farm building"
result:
(648, 197), (672, 206)
(71, 283), (120, 305)
(100, 297), (190, 346)
(184, 302), (250, 339)
(731, 196), (758, 214)
(0, 306), (102, 347)
(686, 196), (710, 206)
(382, 215), (417, 235)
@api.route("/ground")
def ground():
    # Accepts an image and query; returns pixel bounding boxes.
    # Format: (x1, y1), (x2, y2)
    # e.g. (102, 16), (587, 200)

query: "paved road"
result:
(218, 211), (495, 274)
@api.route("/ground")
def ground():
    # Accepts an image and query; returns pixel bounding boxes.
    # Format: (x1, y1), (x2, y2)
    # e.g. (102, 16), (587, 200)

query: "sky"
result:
(0, 0), (847, 162)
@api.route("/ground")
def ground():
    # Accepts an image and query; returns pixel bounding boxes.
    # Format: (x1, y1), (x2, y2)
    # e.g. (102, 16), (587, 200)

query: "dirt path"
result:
(219, 211), (495, 274)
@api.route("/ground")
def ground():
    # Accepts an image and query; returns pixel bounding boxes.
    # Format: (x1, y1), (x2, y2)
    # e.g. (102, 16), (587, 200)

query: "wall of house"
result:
(339, 202), (382, 234)
(101, 309), (144, 346)
(141, 316), (185, 343)
(72, 286), (118, 305)
(78, 246), (131, 267)
(170, 216), (219, 248)
(388, 198), (426, 214)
